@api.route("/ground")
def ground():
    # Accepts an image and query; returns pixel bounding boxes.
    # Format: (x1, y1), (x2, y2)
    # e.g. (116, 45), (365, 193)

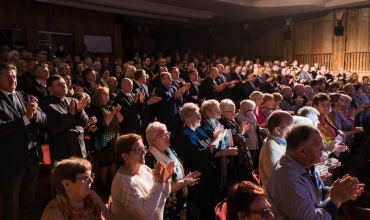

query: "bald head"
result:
(121, 78), (133, 93)
(267, 111), (294, 138)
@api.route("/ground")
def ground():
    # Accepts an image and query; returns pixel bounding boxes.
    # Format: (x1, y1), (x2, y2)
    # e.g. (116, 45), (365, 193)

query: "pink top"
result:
(253, 106), (266, 127)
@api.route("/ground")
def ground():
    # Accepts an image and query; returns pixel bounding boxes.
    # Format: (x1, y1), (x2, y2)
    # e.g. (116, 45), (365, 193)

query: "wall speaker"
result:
(114, 14), (125, 24)
(283, 30), (291, 40)
(334, 26), (344, 36)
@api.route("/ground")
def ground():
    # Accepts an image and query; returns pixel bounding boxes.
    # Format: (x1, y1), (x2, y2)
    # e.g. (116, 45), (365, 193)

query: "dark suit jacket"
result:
(133, 81), (152, 129)
(216, 74), (230, 100)
(0, 91), (47, 172)
(40, 96), (89, 162)
(201, 76), (219, 100)
(82, 82), (96, 98)
(30, 80), (50, 103)
(155, 84), (182, 128)
(16, 72), (37, 94)
(230, 71), (244, 101)
(185, 81), (204, 105)
(244, 81), (257, 99)
(115, 92), (143, 135)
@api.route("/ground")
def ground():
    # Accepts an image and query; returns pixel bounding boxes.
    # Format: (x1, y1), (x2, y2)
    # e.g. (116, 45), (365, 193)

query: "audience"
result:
(2, 45), (370, 220)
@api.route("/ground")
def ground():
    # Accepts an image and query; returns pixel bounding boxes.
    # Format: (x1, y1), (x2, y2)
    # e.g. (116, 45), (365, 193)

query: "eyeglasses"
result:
(76, 173), (95, 183)
(224, 110), (236, 114)
(190, 113), (202, 119)
(249, 208), (271, 218)
(130, 146), (147, 154)
(158, 131), (171, 139)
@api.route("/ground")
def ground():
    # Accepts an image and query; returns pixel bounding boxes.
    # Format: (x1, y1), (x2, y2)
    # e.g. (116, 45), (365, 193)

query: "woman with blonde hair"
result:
(7, 50), (20, 65)
(145, 121), (201, 219)
(250, 91), (268, 128)
(88, 87), (123, 195)
(125, 65), (136, 79)
(41, 157), (113, 220)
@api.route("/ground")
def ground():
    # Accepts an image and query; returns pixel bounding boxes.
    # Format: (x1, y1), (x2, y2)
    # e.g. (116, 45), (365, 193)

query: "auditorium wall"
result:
(180, 7), (370, 76)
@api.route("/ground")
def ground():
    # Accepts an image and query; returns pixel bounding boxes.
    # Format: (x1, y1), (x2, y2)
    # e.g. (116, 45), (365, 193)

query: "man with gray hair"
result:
(280, 86), (303, 114)
(267, 124), (364, 220)
(298, 64), (313, 84)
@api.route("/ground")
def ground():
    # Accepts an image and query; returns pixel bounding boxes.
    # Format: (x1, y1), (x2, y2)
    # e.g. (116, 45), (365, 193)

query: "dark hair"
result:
(52, 157), (92, 197)
(26, 57), (38, 64)
(227, 181), (266, 220)
(168, 67), (178, 73)
(329, 93), (341, 107)
(134, 69), (145, 80)
(267, 111), (292, 133)
(363, 76), (369, 81)
(34, 63), (48, 72)
(312, 93), (330, 107)
(286, 125), (319, 150)
(115, 134), (143, 165)
(188, 69), (198, 75)
(0, 63), (16, 74)
(47, 74), (63, 87)
(82, 68), (93, 81)
(310, 79), (320, 87)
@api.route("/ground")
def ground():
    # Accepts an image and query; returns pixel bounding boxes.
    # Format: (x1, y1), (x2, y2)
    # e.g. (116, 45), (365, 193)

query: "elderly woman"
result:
(15, 60), (27, 76)
(250, 91), (268, 128)
(199, 100), (239, 187)
(328, 93), (363, 145)
(41, 157), (113, 220)
(235, 100), (266, 170)
(7, 50), (20, 65)
(145, 122), (201, 220)
(125, 65), (137, 79)
(111, 134), (174, 220)
(89, 87), (123, 195)
(219, 99), (253, 181)
(216, 181), (274, 220)
(177, 103), (228, 220)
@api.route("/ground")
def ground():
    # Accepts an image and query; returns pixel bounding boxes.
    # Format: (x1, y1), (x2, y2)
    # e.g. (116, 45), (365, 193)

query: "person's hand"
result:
(153, 162), (164, 183)
(87, 125), (97, 132)
(133, 93), (139, 103)
(76, 86), (84, 93)
(163, 161), (174, 182)
(29, 96), (38, 115)
(338, 130), (346, 142)
(295, 96), (303, 105)
(216, 84), (225, 92)
(349, 183), (365, 200)
(26, 99), (38, 120)
(88, 116), (97, 125)
(68, 99), (76, 115)
(223, 147), (238, 156)
(239, 121), (250, 134)
(114, 104), (122, 114)
(348, 107), (357, 118)
(148, 96), (161, 105)
(319, 171), (332, 182)
(139, 92), (145, 103)
(279, 84), (285, 89)
(352, 127), (364, 134)
(330, 175), (361, 208)
(333, 144), (348, 153)
(266, 77), (273, 82)
(175, 88), (184, 98)
(152, 73), (159, 79)
(76, 97), (88, 112)
(228, 82), (236, 88)
(184, 171), (201, 186)
(184, 82), (191, 92)
(213, 124), (226, 143)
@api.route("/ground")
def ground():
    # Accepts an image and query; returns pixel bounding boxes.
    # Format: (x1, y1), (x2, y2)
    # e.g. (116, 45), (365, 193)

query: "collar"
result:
(283, 153), (308, 175)
(135, 81), (142, 86)
(121, 90), (131, 96)
(51, 95), (66, 102)
(36, 78), (46, 87)
(267, 133), (287, 146)
(0, 89), (15, 97)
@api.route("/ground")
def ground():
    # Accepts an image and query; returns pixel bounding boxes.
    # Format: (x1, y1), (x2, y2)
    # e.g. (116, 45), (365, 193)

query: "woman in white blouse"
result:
(111, 134), (174, 220)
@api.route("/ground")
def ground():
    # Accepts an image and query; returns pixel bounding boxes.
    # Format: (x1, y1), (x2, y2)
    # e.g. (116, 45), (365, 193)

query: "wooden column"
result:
(284, 39), (293, 62)
(332, 10), (346, 72)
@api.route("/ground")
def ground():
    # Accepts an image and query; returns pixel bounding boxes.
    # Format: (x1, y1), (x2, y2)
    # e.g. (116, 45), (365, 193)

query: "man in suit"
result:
(243, 72), (260, 99)
(115, 78), (144, 135)
(155, 72), (184, 148)
(259, 111), (293, 189)
(41, 75), (90, 162)
(202, 67), (223, 100)
(0, 63), (47, 220)
(216, 64), (235, 100)
(82, 68), (97, 97)
(230, 65), (244, 102)
(298, 64), (313, 84)
(267, 125), (364, 220)
(107, 76), (121, 105)
(16, 58), (38, 93)
(132, 69), (161, 131)
(185, 69), (204, 105)
(30, 63), (50, 103)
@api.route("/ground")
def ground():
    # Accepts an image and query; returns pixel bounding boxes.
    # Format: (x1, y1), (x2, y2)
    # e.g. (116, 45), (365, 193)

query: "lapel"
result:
(15, 92), (26, 115)
(50, 97), (69, 114)
(0, 91), (20, 117)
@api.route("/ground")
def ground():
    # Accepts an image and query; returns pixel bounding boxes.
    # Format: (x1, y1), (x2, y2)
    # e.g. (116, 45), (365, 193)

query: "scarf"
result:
(56, 194), (103, 220)
(148, 146), (188, 196)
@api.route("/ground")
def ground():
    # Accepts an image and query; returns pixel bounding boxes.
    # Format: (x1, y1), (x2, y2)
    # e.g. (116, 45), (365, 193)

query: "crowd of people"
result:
(0, 44), (369, 220)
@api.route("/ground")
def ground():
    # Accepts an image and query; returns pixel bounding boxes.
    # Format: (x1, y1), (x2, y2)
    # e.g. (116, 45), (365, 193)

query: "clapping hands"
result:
(153, 162), (174, 183)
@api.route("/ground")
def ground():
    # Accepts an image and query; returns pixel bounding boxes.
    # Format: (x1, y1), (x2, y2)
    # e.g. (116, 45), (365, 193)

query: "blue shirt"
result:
(266, 153), (337, 220)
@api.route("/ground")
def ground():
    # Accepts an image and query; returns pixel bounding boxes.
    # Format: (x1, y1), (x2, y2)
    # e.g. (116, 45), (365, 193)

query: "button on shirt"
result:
(266, 153), (337, 220)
